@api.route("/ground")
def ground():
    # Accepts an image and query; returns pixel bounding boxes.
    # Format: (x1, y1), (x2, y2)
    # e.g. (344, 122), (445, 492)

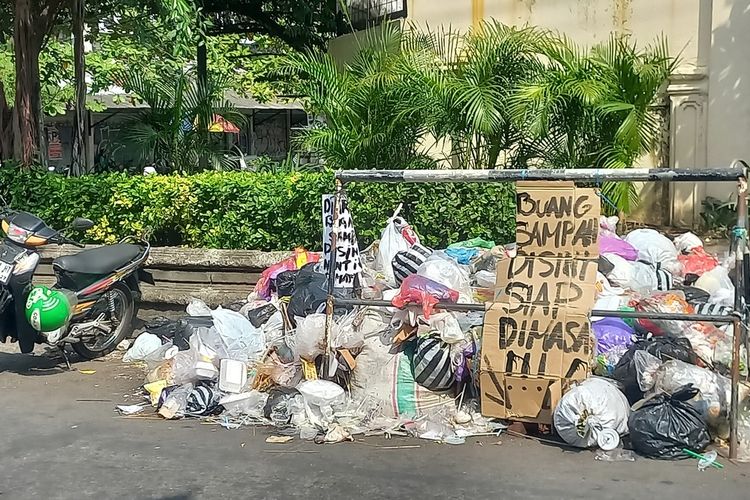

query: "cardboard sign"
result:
(480, 181), (599, 424)
(515, 182), (599, 258)
(322, 194), (362, 288)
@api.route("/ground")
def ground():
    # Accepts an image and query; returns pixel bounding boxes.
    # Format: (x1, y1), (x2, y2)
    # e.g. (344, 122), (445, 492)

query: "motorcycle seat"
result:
(53, 244), (144, 276)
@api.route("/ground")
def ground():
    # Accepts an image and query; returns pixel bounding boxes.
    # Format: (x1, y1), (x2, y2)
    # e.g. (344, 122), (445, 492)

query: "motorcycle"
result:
(0, 198), (152, 361)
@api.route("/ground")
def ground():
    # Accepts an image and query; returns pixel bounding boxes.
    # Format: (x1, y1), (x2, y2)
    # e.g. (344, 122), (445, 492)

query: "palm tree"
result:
(280, 22), (437, 170)
(119, 69), (245, 173)
(510, 35), (676, 212)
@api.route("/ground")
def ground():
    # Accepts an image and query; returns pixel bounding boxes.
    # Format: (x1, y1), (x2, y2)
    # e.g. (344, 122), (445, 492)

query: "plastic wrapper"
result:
(553, 378), (630, 448)
(242, 303), (278, 328)
(635, 291), (692, 336)
(624, 228), (681, 275)
(123, 333), (163, 362)
(444, 247), (480, 265)
(678, 247), (719, 277)
(391, 275), (459, 319)
(592, 318), (633, 356)
(220, 390), (268, 418)
(417, 252), (473, 303)
(158, 383), (194, 419)
(599, 233), (638, 261)
(628, 385), (711, 459)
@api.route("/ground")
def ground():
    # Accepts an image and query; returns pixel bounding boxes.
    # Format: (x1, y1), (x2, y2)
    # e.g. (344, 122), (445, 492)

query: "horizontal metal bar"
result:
(333, 297), (738, 323)
(335, 167), (746, 184)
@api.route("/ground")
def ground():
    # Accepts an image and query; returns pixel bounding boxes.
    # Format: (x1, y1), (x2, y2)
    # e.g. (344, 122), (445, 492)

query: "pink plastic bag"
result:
(391, 275), (459, 319)
(599, 233), (638, 261)
(678, 247), (719, 277)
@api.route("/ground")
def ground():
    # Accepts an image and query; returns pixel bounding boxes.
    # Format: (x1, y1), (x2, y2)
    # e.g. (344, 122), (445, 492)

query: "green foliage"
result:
(0, 167), (516, 250)
(118, 69), (246, 172)
(700, 196), (739, 233)
(286, 22), (676, 213)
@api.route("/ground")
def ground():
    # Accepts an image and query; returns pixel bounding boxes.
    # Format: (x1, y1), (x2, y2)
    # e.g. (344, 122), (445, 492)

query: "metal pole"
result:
(323, 180), (343, 378)
(730, 174), (748, 460)
(336, 167), (745, 184)
(332, 297), (737, 323)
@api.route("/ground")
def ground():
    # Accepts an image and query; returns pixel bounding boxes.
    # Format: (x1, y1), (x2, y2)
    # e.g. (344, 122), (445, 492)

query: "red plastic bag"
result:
(678, 247), (719, 277)
(254, 249), (320, 300)
(391, 274), (459, 319)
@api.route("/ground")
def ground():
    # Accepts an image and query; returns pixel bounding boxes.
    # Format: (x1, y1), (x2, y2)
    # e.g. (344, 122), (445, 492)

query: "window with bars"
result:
(344, 0), (407, 30)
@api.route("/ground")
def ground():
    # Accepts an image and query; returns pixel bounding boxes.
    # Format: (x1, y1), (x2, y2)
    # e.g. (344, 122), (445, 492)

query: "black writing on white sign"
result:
(322, 194), (362, 288)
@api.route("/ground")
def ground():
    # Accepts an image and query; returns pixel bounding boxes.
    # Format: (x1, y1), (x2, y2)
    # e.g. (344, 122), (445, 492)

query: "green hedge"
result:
(0, 168), (516, 251)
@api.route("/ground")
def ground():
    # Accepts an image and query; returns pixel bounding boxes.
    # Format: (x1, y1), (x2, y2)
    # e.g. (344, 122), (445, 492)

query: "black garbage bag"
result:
(245, 303), (278, 328)
(287, 264), (328, 319)
(680, 286), (711, 304)
(178, 316), (215, 351)
(629, 385), (711, 459)
(274, 270), (299, 298)
(263, 387), (300, 424)
(613, 336), (698, 403)
(145, 317), (183, 341)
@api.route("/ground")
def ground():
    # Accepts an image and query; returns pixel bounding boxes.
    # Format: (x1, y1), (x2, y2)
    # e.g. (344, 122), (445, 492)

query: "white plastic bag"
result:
(294, 313), (327, 360)
(427, 312), (465, 344)
(553, 378), (630, 448)
(624, 229), (680, 274)
(417, 252), (472, 303)
(600, 216), (619, 234)
(186, 297), (212, 316)
(474, 270), (495, 288)
(211, 307), (265, 363)
(123, 333), (162, 362)
(601, 253), (634, 288)
(674, 232), (703, 253)
(695, 265), (734, 305)
(376, 206), (413, 286)
(331, 310), (364, 350)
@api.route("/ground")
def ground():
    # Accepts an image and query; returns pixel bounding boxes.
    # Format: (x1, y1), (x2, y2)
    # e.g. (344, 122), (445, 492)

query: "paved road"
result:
(0, 323), (748, 499)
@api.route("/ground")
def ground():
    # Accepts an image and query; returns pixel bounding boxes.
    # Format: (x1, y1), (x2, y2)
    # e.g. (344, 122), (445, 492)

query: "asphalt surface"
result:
(0, 309), (748, 499)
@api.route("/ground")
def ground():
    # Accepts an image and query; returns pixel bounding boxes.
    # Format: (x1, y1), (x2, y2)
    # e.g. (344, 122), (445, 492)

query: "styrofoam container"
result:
(192, 360), (218, 381)
(219, 359), (247, 393)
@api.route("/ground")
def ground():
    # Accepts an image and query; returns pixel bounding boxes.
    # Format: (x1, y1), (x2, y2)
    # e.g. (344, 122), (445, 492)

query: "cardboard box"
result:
(480, 181), (599, 424)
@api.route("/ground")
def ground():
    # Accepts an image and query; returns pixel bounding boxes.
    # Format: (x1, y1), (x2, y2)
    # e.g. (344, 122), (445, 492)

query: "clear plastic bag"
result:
(294, 313), (327, 361)
(633, 350), (662, 391)
(694, 265), (734, 306)
(331, 310), (364, 350)
(417, 252), (472, 303)
(186, 297), (212, 316)
(158, 383), (193, 419)
(211, 307), (265, 363)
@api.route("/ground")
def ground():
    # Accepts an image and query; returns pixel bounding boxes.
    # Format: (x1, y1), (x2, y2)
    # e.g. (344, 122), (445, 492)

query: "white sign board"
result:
(322, 194), (362, 288)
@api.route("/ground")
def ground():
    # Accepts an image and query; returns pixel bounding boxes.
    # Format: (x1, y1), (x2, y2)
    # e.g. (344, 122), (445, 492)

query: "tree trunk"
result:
(13, 0), (43, 166)
(71, 0), (87, 176)
(0, 82), (13, 161)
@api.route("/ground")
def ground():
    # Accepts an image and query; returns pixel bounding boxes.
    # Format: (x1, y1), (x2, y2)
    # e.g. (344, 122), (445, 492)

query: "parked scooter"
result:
(0, 197), (152, 361)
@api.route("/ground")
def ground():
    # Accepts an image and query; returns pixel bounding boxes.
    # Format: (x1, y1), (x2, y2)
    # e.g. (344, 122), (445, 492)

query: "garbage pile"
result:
(120, 213), (750, 461)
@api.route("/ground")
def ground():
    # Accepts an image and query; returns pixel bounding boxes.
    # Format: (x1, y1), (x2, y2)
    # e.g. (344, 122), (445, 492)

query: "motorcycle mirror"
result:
(71, 217), (94, 231)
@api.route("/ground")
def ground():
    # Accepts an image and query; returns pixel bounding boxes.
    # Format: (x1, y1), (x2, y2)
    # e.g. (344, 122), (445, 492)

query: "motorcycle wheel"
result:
(72, 282), (134, 359)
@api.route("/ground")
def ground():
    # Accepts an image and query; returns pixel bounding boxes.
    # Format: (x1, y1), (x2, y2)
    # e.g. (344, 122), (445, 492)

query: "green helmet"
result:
(25, 286), (74, 332)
